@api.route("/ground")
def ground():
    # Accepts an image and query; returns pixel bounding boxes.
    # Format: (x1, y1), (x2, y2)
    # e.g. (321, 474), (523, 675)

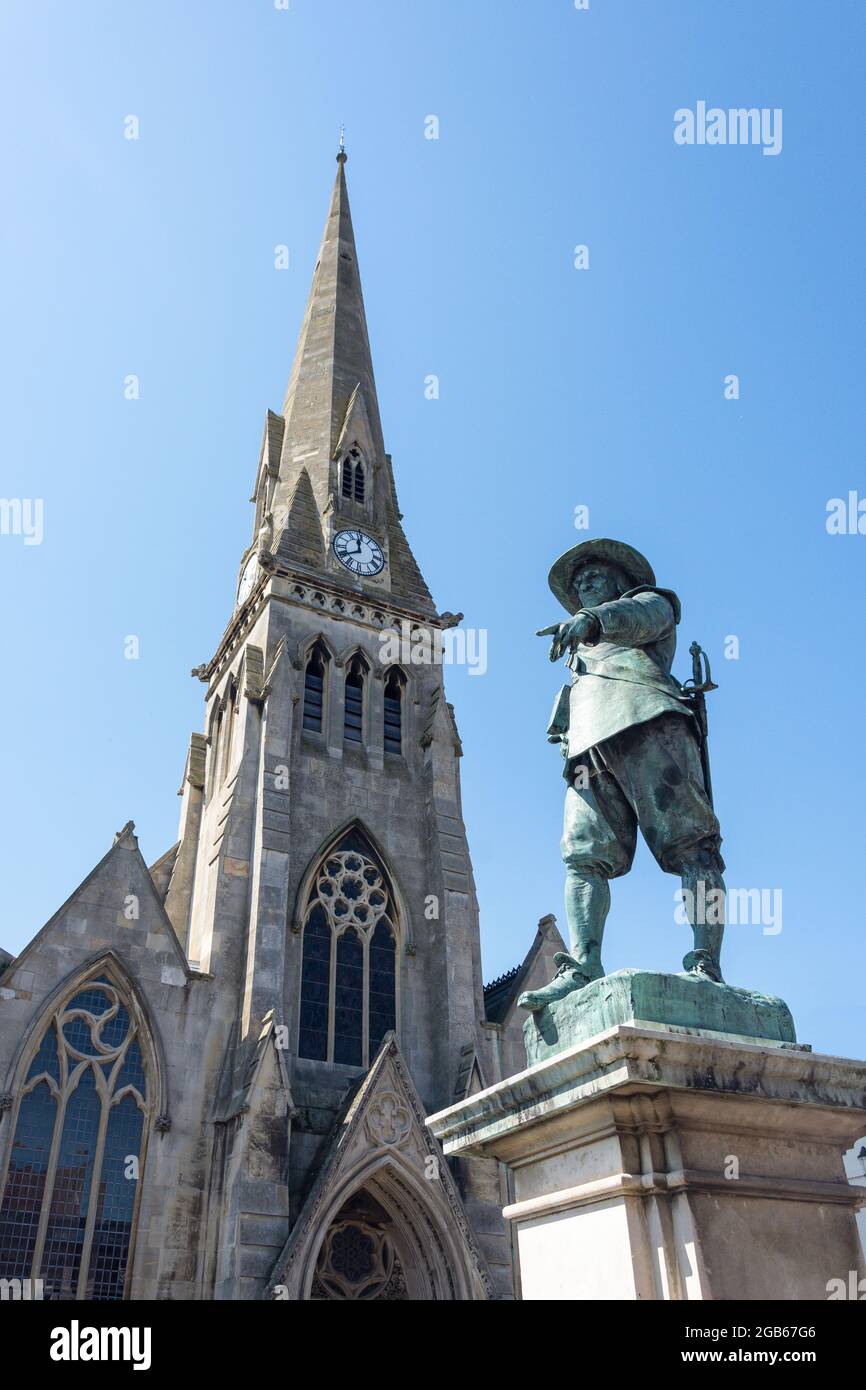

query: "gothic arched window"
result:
(221, 680), (238, 783)
(298, 833), (398, 1067)
(303, 643), (329, 734)
(383, 668), (405, 755)
(0, 973), (151, 1301)
(341, 447), (365, 504)
(207, 702), (223, 799)
(341, 455), (353, 498)
(343, 654), (368, 744)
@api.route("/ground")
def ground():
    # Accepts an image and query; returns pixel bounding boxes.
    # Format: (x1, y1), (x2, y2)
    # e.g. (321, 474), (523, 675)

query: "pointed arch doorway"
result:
(268, 1036), (495, 1302)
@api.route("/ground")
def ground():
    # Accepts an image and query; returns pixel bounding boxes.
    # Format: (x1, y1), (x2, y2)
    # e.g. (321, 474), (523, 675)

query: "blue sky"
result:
(0, 1), (863, 1058)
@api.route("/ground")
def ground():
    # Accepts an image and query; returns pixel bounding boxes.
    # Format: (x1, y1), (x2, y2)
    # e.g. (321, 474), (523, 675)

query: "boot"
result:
(682, 948), (724, 983)
(563, 867), (610, 982)
(679, 850), (726, 984)
(518, 952), (595, 1012)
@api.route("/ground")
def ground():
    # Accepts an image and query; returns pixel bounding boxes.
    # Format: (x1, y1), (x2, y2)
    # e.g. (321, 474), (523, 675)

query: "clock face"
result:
(236, 553), (258, 607)
(332, 529), (385, 578)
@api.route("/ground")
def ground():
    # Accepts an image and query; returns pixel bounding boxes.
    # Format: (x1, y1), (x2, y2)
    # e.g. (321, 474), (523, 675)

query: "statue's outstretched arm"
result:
(584, 590), (676, 648)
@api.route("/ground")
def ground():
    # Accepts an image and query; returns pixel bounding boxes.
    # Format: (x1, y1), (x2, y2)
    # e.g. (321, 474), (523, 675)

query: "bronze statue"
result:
(519, 539), (725, 1012)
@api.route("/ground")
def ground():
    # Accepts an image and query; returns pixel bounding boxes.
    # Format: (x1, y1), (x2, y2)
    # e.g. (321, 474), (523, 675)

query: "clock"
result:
(236, 553), (258, 607)
(332, 529), (385, 578)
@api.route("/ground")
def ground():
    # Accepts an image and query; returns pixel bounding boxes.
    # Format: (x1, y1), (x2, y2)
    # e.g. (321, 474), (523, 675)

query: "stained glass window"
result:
(41, 1066), (100, 1297)
(0, 973), (150, 1300)
(298, 905), (331, 1061)
(334, 929), (363, 1065)
(89, 1095), (144, 1301)
(368, 920), (397, 1057)
(26, 1025), (60, 1084)
(0, 1080), (55, 1281)
(297, 835), (398, 1067)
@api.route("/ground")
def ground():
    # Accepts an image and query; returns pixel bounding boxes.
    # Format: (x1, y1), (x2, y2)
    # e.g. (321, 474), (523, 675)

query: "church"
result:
(0, 150), (563, 1301)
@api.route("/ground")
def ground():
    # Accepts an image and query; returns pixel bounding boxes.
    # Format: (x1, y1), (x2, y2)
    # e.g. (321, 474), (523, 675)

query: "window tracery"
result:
(298, 836), (397, 1066)
(0, 974), (151, 1300)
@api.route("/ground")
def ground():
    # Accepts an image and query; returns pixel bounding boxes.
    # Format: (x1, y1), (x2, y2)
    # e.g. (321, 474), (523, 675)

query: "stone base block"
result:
(428, 1025), (866, 1301)
(523, 969), (796, 1065)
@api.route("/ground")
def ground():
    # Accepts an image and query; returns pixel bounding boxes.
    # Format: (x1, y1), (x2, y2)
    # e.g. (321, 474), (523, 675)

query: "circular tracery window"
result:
(315, 852), (390, 936)
(312, 1219), (407, 1300)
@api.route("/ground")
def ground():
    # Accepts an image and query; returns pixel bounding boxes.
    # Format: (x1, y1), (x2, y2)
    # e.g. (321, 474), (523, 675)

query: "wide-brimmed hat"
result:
(548, 538), (656, 614)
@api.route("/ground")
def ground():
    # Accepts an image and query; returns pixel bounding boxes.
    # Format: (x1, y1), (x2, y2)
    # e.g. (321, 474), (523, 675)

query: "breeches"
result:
(561, 712), (723, 879)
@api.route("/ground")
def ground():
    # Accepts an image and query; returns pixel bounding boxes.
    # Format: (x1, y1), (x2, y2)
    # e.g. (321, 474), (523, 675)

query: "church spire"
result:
(277, 148), (385, 507)
(254, 150), (434, 615)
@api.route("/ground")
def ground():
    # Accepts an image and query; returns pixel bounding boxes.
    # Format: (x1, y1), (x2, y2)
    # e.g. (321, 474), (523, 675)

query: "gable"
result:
(484, 916), (566, 1077)
(0, 823), (190, 1002)
(333, 383), (376, 463)
(267, 1035), (495, 1300)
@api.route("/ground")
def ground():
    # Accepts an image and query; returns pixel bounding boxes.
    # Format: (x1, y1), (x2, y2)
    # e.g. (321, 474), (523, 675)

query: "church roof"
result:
(483, 966), (523, 1023)
(482, 915), (564, 1023)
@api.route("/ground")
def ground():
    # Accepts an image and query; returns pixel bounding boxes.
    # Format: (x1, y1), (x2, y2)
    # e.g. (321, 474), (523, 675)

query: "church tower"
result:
(162, 149), (505, 1294)
(176, 145), (486, 1097)
(0, 149), (517, 1302)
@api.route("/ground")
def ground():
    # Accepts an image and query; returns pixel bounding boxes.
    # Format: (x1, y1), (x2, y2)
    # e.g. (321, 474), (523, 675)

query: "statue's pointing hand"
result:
(537, 612), (600, 663)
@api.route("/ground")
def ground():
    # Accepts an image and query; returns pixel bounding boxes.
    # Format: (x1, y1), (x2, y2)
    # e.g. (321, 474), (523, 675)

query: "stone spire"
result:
(261, 149), (434, 615)
(275, 149), (385, 513)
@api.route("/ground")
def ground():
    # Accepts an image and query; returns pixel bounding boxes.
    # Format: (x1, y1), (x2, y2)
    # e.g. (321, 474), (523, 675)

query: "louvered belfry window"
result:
(303, 644), (328, 734)
(341, 456), (354, 498)
(383, 668), (404, 755)
(343, 655), (366, 743)
(341, 446), (365, 504)
(353, 460), (365, 504)
(0, 974), (151, 1301)
(298, 832), (397, 1067)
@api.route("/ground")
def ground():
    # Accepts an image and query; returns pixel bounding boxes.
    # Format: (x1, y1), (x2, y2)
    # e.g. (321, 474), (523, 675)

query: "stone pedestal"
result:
(428, 1025), (866, 1300)
(523, 968), (795, 1064)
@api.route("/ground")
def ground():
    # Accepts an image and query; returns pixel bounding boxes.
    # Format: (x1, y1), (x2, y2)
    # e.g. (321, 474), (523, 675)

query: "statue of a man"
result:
(519, 539), (726, 1012)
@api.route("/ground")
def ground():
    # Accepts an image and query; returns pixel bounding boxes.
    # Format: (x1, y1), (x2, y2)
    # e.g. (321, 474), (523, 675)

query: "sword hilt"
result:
(684, 640), (718, 694)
